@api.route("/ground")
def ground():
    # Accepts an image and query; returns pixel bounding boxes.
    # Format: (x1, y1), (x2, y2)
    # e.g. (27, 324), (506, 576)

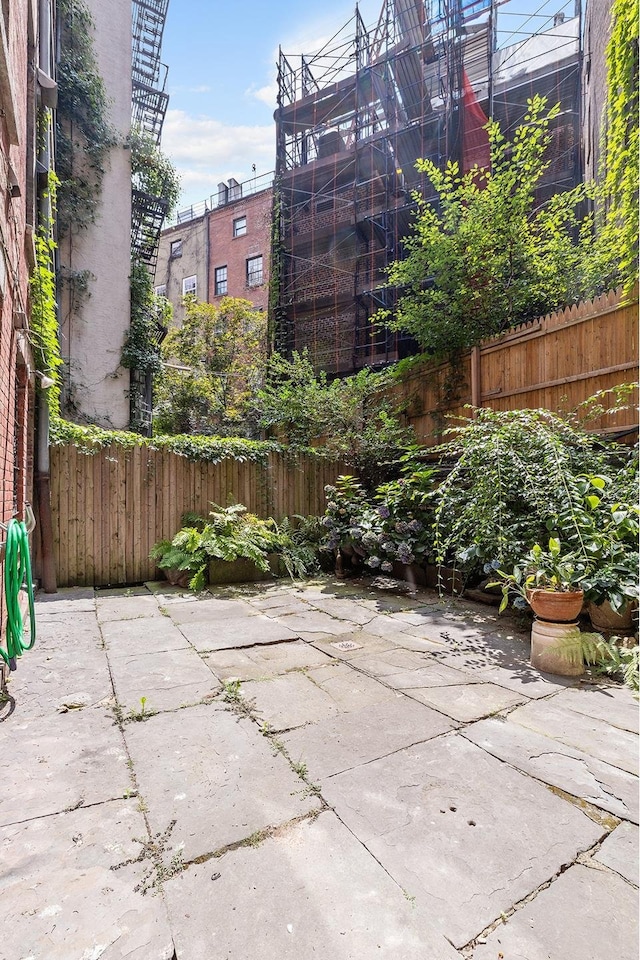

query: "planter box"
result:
(208, 554), (279, 585)
(391, 561), (427, 587)
(424, 564), (464, 595)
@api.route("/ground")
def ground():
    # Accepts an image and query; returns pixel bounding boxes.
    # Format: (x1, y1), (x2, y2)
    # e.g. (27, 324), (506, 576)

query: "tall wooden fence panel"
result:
(50, 447), (344, 587)
(391, 289), (638, 444)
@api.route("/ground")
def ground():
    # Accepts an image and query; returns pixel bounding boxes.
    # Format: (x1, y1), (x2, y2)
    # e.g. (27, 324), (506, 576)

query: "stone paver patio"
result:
(1, 575), (637, 959)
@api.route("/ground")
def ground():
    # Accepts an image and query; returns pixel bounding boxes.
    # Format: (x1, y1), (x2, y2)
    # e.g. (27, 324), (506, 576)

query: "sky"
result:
(160, 0), (580, 213)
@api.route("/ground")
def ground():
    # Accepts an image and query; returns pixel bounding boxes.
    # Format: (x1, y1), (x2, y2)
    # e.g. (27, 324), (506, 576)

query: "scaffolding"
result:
(274, 0), (583, 375)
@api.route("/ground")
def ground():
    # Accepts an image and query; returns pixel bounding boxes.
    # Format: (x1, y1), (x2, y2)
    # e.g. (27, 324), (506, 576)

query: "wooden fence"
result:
(50, 446), (343, 587)
(391, 288), (638, 444)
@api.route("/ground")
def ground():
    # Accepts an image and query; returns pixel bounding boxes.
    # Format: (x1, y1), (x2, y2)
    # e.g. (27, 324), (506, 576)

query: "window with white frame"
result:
(170, 239), (183, 258)
(214, 265), (227, 296)
(233, 216), (247, 237)
(182, 275), (197, 296)
(154, 284), (166, 297)
(246, 255), (263, 287)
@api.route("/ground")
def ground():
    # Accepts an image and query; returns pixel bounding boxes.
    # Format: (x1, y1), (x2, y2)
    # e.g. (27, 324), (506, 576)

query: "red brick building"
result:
(0, 0), (49, 635)
(155, 173), (273, 327)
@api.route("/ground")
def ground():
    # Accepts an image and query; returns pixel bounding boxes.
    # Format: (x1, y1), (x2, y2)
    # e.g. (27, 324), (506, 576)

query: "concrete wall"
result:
(156, 187), (272, 327)
(58, 0), (132, 428)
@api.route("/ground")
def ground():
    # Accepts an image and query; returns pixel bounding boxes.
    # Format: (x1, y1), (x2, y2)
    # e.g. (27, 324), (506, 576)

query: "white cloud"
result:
(161, 109), (275, 208)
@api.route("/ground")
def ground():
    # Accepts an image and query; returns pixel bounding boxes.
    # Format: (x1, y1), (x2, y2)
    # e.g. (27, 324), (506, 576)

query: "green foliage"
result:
(150, 504), (318, 591)
(430, 406), (636, 577)
(49, 416), (280, 463)
(29, 173), (63, 413)
(154, 297), (268, 437)
(129, 127), (181, 218)
(56, 0), (116, 236)
(255, 350), (415, 485)
(554, 631), (639, 697)
(380, 97), (608, 358)
(122, 261), (171, 377)
(600, 0), (639, 294)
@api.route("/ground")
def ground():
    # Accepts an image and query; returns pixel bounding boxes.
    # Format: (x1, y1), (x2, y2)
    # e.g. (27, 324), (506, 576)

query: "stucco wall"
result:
(59, 0), (132, 428)
(155, 215), (208, 327)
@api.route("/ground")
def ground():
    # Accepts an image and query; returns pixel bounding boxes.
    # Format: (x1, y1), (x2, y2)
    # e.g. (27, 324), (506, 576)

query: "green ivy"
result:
(56, 0), (116, 236)
(29, 172), (63, 413)
(600, 0), (639, 294)
(129, 127), (181, 218)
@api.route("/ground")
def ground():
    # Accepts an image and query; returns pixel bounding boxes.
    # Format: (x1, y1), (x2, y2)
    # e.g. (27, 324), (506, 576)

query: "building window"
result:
(214, 265), (228, 296)
(246, 255), (263, 287)
(182, 275), (197, 296)
(170, 239), (183, 258)
(154, 284), (166, 297)
(233, 216), (247, 237)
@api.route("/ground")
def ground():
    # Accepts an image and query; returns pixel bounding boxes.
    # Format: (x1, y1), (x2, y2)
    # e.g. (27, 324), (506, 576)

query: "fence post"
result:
(471, 346), (482, 414)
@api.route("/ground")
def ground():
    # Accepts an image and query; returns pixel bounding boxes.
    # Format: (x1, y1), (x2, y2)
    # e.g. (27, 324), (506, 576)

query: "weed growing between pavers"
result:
(110, 820), (185, 895)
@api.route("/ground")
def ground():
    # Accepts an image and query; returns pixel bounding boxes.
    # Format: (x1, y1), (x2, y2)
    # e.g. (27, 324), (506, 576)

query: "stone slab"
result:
(308, 630), (400, 661)
(248, 596), (313, 616)
(282, 697), (455, 779)
(0, 709), (130, 827)
(384, 661), (482, 690)
(164, 812), (460, 960)
(305, 661), (396, 712)
(241, 672), (343, 731)
(124, 704), (320, 862)
(0, 799), (174, 960)
(361, 614), (422, 640)
(31, 611), (103, 649)
(274, 610), (363, 635)
(101, 616), (191, 658)
(34, 587), (96, 616)
(509, 697), (639, 775)
(178, 615), (299, 652)
(322, 734), (603, 948)
(167, 596), (257, 623)
(553, 685), (640, 734)
(109, 647), (219, 715)
(96, 594), (162, 623)
(464, 718), (639, 824)
(594, 821), (639, 886)
(472, 864), (639, 960)
(306, 595), (376, 625)
(350, 647), (434, 677)
(405, 681), (525, 722)
(3, 640), (112, 719)
(204, 640), (332, 681)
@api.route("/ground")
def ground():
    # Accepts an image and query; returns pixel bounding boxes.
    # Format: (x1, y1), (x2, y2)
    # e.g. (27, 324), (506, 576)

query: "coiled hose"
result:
(2, 519), (36, 671)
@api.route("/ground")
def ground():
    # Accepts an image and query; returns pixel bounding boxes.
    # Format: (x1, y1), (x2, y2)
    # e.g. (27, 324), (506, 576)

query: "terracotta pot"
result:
(526, 588), (584, 623)
(530, 619), (584, 677)
(587, 600), (635, 634)
(164, 567), (192, 588)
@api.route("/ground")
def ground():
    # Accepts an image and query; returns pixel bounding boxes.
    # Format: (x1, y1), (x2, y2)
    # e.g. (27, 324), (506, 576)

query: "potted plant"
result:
(492, 537), (586, 622)
(149, 536), (204, 588)
(582, 551), (639, 632)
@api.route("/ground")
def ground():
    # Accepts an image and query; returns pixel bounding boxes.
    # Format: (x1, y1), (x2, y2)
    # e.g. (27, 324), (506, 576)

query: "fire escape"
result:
(131, 0), (170, 274)
(130, 0), (171, 432)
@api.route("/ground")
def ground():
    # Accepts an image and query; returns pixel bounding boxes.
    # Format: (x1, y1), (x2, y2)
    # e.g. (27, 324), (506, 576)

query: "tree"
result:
(153, 297), (267, 436)
(254, 350), (414, 485)
(381, 97), (606, 358)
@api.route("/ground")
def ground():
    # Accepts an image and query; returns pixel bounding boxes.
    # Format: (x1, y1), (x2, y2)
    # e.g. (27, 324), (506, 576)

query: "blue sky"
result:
(160, 0), (580, 211)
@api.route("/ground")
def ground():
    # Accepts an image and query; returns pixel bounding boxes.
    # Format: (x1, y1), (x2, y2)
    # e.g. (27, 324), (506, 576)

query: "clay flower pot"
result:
(587, 600), (635, 633)
(526, 588), (584, 623)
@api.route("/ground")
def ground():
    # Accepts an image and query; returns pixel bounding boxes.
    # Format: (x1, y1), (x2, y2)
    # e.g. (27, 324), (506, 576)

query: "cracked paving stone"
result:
(464, 718), (639, 824)
(204, 640), (333, 681)
(471, 864), (639, 960)
(0, 799), (174, 960)
(404, 681), (526, 722)
(350, 647), (437, 677)
(281, 696), (455, 779)
(305, 595), (376, 625)
(508, 697), (639, 776)
(164, 811), (460, 960)
(108, 647), (219, 714)
(273, 610), (363, 635)
(322, 733), (603, 948)
(101, 616), (191, 658)
(550, 685), (640, 735)
(0, 709), (130, 827)
(178, 614), (299, 652)
(384, 661), (482, 690)
(593, 821), (639, 886)
(124, 703), (320, 862)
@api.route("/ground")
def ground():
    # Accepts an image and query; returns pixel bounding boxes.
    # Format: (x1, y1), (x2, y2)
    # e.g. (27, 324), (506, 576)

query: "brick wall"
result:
(207, 188), (272, 310)
(0, 0), (37, 644)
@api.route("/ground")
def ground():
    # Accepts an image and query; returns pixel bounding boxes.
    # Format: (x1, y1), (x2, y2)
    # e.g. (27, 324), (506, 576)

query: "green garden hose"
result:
(2, 519), (36, 671)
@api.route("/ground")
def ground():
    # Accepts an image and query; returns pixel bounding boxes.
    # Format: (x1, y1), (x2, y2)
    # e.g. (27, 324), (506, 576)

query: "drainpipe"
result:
(36, 396), (56, 592)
